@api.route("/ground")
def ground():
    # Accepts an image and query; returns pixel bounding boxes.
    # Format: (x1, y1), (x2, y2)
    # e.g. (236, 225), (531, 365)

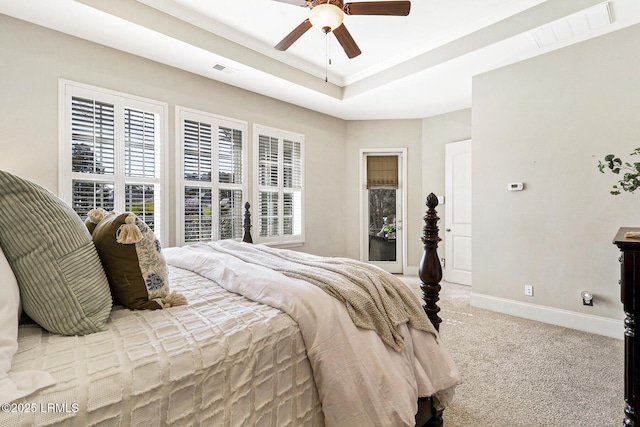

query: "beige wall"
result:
(342, 112), (472, 272)
(421, 109), (473, 263)
(472, 23), (640, 321)
(0, 14), (347, 256)
(12, 9), (637, 314)
(344, 120), (423, 267)
(0, 13), (463, 272)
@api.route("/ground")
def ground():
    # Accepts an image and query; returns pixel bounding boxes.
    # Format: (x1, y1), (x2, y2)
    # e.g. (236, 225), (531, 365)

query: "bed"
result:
(0, 170), (459, 427)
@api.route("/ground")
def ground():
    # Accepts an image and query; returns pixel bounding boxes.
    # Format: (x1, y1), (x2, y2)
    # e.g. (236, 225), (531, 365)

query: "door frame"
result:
(359, 148), (407, 273)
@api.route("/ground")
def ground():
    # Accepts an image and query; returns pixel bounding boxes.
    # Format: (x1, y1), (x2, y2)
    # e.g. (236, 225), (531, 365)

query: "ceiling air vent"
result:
(213, 63), (237, 74)
(530, 2), (612, 48)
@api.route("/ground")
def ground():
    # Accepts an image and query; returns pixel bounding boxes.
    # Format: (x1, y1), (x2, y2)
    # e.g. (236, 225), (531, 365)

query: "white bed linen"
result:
(164, 242), (460, 427)
(0, 247), (55, 405)
(1, 267), (322, 427)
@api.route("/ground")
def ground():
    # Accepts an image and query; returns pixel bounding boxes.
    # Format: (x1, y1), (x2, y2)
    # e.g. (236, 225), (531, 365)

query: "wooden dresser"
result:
(613, 227), (640, 426)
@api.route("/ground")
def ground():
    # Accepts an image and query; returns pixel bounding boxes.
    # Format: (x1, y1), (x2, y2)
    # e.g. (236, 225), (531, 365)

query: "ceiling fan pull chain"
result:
(328, 29), (332, 66)
(325, 30), (330, 82)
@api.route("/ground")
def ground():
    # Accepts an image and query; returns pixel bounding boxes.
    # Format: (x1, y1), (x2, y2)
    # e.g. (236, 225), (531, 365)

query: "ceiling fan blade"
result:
(333, 24), (361, 59)
(272, 0), (309, 7)
(275, 19), (313, 51)
(344, 1), (411, 16)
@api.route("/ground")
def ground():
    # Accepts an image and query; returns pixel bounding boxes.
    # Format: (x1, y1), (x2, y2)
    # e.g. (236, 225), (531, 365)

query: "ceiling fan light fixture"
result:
(309, 3), (344, 32)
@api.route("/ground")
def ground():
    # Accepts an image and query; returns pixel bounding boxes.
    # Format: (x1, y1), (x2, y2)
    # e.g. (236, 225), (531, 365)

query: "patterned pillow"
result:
(91, 211), (187, 310)
(0, 170), (112, 335)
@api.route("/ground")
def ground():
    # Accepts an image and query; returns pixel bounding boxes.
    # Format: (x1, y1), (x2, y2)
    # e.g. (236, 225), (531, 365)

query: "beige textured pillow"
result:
(0, 170), (112, 335)
(91, 211), (186, 310)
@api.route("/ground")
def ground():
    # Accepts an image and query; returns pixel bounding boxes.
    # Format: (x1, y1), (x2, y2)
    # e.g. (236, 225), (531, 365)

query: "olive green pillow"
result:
(92, 212), (186, 310)
(0, 170), (112, 335)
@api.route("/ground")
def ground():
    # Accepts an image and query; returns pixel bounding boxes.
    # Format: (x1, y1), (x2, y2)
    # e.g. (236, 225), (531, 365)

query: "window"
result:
(59, 81), (168, 243)
(253, 125), (304, 245)
(177, 108), (247, 245)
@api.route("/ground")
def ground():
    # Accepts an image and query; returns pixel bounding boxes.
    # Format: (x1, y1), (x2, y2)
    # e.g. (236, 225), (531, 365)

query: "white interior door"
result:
(361, 150), (405, 274)
(444, 140), (472, 285)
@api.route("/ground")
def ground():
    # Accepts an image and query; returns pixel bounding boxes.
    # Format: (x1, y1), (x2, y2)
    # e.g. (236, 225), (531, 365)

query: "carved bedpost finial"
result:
(242, 202), (253, 244)
(419, 193), (443, 332)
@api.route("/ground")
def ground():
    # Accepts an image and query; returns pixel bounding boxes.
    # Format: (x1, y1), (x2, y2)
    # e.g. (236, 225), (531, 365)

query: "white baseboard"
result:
(470, 292), (624, 339)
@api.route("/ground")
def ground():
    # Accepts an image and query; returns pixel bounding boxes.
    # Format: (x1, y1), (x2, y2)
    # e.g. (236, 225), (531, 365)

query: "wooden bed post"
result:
(242, 202), (253, 244)
(419, 193), (443, 331)
(417, 193), (444, 427)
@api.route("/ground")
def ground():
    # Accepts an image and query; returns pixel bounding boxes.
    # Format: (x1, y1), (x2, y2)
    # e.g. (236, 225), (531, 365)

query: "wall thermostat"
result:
(508, 182), (524, 191)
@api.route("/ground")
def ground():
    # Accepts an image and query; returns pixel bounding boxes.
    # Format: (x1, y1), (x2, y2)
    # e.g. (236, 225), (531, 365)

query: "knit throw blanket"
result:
(208, 240), (437, 351)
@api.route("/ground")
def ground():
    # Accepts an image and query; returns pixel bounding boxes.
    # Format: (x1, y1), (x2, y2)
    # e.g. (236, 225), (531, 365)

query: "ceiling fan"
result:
(274, 0), (411, 59)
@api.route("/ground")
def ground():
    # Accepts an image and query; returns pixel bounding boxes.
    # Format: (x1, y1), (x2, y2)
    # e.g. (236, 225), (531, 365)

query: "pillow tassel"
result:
(87, 207), (108, 225)
(161, 292), (188, 308)
(115, 214), (143, 244)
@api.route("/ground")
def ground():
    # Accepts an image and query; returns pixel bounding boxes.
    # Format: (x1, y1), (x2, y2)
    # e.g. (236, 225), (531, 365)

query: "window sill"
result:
(260, 241), (305, 249)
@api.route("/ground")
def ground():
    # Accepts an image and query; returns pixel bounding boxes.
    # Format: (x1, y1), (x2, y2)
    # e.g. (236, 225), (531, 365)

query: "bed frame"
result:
(241, 194), (446, 427)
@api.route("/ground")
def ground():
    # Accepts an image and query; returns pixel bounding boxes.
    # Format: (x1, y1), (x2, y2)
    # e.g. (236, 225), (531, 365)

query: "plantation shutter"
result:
(124, 109), (156, 178)
(183, 120), (213, 242)
(72, 180), (115, 217)
(71, 97), (115, 175)
(258, 134), (279, 238)
(253, 125), (304, 244)
(123, 108), (160, 229)
(62, 82), (167, 243)
(178, 110), (246, 244)
(218, 126), (243, 239)
(70, 99), (162, 225)
(184, 187), (212, 242)
(184, 120), (212, 182)
(70, 97), (116, 218)
(283, 139), (302, 236)
(218, 127), (242, 184)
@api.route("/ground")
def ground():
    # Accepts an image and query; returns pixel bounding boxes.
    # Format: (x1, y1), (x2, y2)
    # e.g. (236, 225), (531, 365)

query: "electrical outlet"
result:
(525, 285), (533, 296)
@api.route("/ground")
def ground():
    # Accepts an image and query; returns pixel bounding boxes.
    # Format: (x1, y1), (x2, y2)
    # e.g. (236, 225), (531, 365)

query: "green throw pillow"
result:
(91, 211), (187, 310)
(0, 170), (112, 335)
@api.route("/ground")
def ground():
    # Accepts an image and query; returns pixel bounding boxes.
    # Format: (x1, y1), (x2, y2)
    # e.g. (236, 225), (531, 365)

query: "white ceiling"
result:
(1, 0), (639, 120)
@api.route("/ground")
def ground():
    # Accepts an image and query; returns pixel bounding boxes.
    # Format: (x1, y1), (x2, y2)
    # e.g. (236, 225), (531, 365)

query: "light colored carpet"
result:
(399, 276), (625, 427)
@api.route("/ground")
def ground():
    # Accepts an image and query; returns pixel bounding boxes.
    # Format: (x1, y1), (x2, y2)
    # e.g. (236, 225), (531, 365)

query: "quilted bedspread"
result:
(1, 267), (323, 427)
(164, 241), (460, 427)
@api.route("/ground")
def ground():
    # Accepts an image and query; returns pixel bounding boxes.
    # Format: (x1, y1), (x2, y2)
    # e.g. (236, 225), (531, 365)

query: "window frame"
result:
(253, 124), (305, 246)
(58, 79), (169, 244)
(176, 106), (248, 246)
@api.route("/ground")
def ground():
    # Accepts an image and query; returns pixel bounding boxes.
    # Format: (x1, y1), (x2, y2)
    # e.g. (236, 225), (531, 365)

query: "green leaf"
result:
(598, 149), (640, 195)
